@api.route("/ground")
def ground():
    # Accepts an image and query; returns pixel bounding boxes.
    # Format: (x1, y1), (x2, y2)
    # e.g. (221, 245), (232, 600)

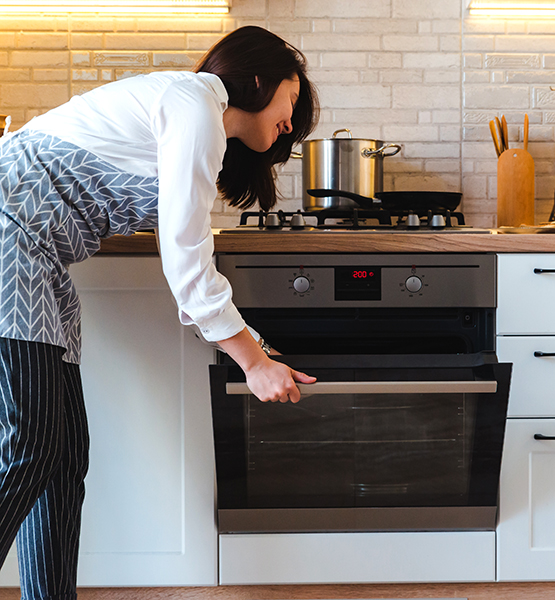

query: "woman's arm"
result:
(217, 328), (316, 403)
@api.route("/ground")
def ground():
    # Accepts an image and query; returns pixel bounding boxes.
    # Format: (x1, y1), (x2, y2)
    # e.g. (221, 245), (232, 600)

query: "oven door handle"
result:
(226, 380), (498, 395)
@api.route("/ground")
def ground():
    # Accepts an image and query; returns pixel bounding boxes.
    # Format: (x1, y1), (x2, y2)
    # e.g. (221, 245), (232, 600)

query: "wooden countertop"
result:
(98, 229), (555, 254)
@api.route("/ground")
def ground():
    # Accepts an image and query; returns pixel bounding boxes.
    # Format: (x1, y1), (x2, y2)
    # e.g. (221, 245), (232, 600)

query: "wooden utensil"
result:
(524, 113), (529, 151)
(497, 148), (535, 227)
(502, 115), (509, 150)
(495, 116), (506, 152)
(489, 120), (502, 157)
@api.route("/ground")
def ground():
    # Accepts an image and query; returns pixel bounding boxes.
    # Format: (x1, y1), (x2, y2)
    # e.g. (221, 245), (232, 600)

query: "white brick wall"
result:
(2, 0), (555, 227)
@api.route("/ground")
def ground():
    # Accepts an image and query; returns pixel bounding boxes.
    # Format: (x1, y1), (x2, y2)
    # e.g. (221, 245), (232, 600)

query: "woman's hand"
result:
(216, 327), (316, 403)
(245, 359), (316, 404)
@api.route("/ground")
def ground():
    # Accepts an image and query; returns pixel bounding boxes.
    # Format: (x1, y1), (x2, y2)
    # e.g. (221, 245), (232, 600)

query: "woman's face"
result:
(239, 75), (300, 153)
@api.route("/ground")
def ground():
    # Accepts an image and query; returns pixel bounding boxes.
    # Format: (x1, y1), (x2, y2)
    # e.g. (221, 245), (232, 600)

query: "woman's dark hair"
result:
(194, 26), (319, 210)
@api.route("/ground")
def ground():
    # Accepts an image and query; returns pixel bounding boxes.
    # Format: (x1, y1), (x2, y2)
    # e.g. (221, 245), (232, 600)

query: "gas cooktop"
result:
(220, 209), (494, 234)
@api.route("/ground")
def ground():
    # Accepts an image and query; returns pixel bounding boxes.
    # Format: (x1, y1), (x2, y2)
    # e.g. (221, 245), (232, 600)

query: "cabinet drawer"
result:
(497, 336), (555, 417)
(221, 532), (495, 584)
(498, 418), (555, 581)
(498, 254), (555, 334)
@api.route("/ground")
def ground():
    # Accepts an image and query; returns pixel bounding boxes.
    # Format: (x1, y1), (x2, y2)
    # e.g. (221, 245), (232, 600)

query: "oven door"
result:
(210, 353), (511, 534)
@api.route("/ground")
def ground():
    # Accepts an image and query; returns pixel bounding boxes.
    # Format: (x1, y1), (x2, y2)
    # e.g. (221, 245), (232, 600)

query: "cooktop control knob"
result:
(293, 276), (311, 294)
(405, 276), (422, 293)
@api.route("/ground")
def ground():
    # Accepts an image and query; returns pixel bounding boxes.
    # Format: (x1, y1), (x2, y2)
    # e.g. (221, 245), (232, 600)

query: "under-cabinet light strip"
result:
(0, 0), (229, 13)
(469, 1), (555, 16)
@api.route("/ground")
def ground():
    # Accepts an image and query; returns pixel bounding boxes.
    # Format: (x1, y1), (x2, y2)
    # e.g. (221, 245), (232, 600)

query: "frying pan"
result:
(307, 189), (462, 212)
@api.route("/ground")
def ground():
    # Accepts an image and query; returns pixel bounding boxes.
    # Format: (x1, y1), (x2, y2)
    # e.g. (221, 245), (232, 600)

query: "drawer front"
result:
(220, 532), (495, 584)
(498, 254), (555, 334)
(497, 336), (555, 417)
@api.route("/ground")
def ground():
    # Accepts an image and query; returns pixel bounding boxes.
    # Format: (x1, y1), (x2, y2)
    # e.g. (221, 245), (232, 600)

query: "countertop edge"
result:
(98, 231), (555, 255)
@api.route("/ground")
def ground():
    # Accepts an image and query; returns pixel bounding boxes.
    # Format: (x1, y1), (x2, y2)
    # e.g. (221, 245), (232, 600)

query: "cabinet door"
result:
(498, 254), (555, 334)
(69, 257), (217, 586)
(497, 336), (555, 417)
(498, 418), (555, 581)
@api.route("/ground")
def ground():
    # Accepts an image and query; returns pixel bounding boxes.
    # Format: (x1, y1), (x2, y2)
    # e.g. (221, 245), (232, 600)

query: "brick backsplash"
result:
(2, 0), (555, 227)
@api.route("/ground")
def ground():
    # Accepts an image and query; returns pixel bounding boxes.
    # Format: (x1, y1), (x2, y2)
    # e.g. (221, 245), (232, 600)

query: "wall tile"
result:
(464, 84), (530, 109)
(382, 35), (439, 52)
(495, 36), (555, 53)
(403, 52), (460, 69)
(393, 85), (461, 109)
(93, 52), (149, 67)
(296, 0), (390, 19)
(485, 53), (540, 69)
(1, 82), (69, 107)
(301, 34), (380, 51)
(11, 51), (70, 68)
(318, 84), (391, 109)
(321, 52), (367, 68)
(392, 0), (461, 19)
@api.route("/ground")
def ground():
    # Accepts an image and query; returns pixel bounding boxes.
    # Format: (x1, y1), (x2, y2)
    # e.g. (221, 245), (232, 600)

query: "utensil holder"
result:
(497, 148), (535, 227)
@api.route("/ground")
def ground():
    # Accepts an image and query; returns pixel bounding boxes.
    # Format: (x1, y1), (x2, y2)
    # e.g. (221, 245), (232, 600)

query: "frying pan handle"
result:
(306, 188), (378, 209)
(361, 143), (402, 158)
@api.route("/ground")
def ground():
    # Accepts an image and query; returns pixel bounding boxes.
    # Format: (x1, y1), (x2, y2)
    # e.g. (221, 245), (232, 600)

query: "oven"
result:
(209, 253), (511, 534)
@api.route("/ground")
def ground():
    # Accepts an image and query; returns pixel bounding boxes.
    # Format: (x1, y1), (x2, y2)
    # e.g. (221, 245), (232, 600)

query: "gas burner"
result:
(394, 210), (466, 230)
(239, 210), (316, 230)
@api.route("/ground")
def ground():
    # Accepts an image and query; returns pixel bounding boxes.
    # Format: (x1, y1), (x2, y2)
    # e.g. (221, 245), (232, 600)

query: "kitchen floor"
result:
(1, 583), (554, 600)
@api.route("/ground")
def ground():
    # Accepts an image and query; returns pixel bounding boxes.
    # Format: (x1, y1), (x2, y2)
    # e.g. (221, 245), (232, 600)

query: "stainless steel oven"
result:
(210, 253), (511, 534)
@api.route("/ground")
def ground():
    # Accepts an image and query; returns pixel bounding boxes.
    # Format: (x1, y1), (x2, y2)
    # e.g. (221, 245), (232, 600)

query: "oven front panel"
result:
(210, 356), (511, 533)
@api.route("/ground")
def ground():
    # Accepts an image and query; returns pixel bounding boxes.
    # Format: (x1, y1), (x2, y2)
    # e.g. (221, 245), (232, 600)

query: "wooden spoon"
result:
(524, 113), (529, 151)
(495, 116), (506, 152)
(489, 120), (502, 157)
(502, 115), (509, 150)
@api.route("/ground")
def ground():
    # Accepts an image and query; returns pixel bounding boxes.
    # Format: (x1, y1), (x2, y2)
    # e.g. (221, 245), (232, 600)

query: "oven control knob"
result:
(405, 276), (422, 293)
(293, 276), (311, 293)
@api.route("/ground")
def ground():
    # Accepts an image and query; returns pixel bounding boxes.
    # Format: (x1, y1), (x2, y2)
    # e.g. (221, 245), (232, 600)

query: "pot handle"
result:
(361, 143), (402, 158)
(290, 151), (303, 159)
(332, 128), (353, 139)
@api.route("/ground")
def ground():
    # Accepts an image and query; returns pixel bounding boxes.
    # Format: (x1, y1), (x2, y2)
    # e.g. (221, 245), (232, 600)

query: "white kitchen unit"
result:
(0, 255), (217, 588)
(220, 532), (495, 585)
(497, 253), (555, 580)
(0, 256), (217, 588)
(70, 256), (217, 586)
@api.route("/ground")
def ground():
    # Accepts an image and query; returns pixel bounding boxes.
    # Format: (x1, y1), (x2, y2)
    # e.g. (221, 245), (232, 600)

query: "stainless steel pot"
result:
(292, 129), (402, 211)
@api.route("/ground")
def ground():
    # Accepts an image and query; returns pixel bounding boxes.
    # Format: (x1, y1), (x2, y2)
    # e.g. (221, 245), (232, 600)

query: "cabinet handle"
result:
(534, 351), (555, 357)
(226, 380), (498, 396)
(534, 434), (555, 441)
(534, 268), (555, 274)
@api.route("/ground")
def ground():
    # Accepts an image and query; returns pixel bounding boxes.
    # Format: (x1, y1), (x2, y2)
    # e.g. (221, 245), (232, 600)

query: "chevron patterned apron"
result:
(0, 130), (159, 363)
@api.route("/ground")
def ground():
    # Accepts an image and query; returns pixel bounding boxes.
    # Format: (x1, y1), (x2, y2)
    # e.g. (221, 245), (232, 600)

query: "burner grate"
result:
(237, 208), (466, 230)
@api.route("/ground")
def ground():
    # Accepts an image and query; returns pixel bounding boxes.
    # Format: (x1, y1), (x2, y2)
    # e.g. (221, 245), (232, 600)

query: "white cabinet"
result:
(1, 256), (218, 588)
(498, 419), (555, 581)
(497, 253), (555, 581)
(69, 257), (217, 586)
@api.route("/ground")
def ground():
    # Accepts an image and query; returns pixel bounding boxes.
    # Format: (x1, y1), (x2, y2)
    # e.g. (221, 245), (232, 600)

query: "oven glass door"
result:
(210, 354), (511, 533)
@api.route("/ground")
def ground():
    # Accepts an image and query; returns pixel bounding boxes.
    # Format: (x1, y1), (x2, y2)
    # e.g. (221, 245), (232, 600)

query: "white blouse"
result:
(21, 71), (247, 345)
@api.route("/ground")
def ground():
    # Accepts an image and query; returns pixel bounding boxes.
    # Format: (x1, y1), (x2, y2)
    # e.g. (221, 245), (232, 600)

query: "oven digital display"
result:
(334, 267), (382, 301)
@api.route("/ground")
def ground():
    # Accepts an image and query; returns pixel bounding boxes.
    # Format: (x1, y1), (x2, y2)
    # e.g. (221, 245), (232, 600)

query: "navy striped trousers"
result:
(0, 339), (89, 600)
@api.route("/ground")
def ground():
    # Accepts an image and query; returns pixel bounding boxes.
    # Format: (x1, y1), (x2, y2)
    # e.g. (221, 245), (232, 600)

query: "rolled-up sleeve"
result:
(152, 77), (246, 342)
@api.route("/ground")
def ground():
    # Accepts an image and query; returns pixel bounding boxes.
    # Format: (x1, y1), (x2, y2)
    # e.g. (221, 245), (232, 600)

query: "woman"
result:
(0, 26), (319, 599)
